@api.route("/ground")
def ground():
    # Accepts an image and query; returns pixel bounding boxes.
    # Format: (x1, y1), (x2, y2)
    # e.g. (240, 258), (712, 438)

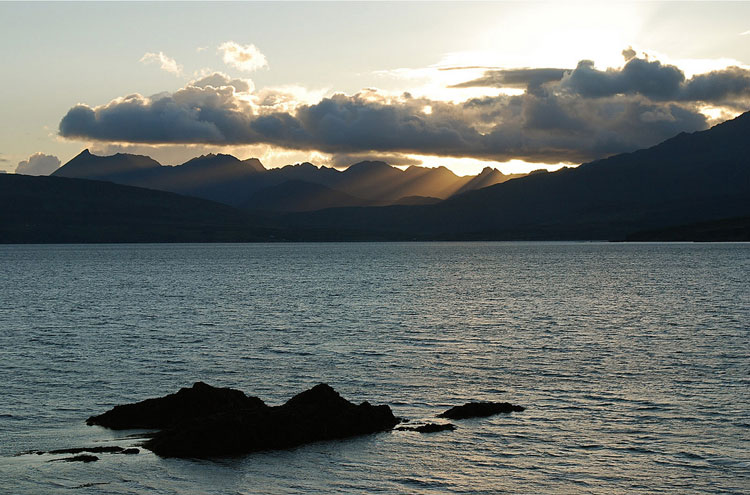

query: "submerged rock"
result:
(438, 402), (524, 419)
(87, 381), (265, 430)
(48, 446), (131, 455)
(50, 454), (99, 463)
(396, 422), (456, 433)
(20, 445), (139, 457)
(89, 382), (399, 458)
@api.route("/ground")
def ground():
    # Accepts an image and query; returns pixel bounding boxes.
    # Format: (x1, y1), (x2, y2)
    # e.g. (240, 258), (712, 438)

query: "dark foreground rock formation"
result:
(438, 402), (525, 419)
(87, 381), (265, 429)
(88, 382), (398, 458)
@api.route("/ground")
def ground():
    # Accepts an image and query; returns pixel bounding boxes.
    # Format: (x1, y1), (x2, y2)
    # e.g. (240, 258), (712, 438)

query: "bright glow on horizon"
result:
(404, 155), (571, 177)
(699, 105), (742, 125)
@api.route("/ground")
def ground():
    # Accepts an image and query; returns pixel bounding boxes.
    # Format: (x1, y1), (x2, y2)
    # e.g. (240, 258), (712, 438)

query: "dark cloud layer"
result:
(59, 56), (750, 164)
(457, 56), (750, 106)
(452, 68), (568, 95)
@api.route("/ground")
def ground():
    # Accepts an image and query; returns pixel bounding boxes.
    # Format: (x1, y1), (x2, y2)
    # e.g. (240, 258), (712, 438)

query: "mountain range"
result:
(5, 110), (750, 242)
(274, 110), (750, 240)
(52, 152), (523, 211)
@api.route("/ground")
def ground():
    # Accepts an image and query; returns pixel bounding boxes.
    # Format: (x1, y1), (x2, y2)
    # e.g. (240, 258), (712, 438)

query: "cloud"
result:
(140, 52), (183, 76)
(741, 30), (750, 36)
(560, 57), (686, 100)
(15, 152), (61, 176)
(681, 66), (750, 107)
(451, 68), (567, 95)
(58, 87), (707, 163)
(218, 41), (267, 72)
(0, 154), (8, 163)
(191, 72), (253, 93)
(622, 47), (637, 61)
(453, 55), (750, 106)
(59, 52), (750, 164)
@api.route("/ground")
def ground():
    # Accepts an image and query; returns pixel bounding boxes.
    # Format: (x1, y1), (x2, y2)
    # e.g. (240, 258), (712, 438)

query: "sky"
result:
(1, 1), (749, 176)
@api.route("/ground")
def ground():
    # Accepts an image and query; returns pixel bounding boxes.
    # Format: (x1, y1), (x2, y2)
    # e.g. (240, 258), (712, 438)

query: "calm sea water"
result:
(1, 242), (748, 494)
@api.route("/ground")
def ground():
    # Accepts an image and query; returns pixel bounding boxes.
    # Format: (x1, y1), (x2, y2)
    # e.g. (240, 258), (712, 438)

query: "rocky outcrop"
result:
(89, 382), (399, 458)
(86, 381), (266, 430)
(438, 402), (525, 419)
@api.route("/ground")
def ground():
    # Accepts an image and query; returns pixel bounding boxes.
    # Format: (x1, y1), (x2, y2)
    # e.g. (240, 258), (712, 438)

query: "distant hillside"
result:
(624, 216), (750, 242)
(0, 174), (280, 243)
(277, 111), (750, 240)
(53, 152), (519, 211)
(241, 180), (369, 212)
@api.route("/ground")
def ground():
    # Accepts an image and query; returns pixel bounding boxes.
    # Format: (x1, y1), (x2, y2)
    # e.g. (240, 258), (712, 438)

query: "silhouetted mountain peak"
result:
(53, 149), (162, 179)
(278, 162), (323, 175)
(345, 160), (393, 173)
(403, 165), (427, 174)
(241, 157), (266, 172)
(478, 166), (503, 177)
(403, 165), (460, 180)
(180, 153), (241, 168)
(431, 165), (459, 178)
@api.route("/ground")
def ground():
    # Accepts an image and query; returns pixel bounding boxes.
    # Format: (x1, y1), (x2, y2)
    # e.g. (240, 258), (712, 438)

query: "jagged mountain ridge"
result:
(277, 110), (750, 239)
(52, 152), (522, 211)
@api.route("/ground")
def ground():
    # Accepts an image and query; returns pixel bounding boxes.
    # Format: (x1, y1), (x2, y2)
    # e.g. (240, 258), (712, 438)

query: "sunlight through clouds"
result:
(373, 65), (508, 102)
(60, 46), (750, 172)
(404, 154), (569, 176)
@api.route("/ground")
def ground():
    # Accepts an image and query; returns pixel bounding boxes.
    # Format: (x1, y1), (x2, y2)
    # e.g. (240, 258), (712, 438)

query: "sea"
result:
(1, 242), (748, 494)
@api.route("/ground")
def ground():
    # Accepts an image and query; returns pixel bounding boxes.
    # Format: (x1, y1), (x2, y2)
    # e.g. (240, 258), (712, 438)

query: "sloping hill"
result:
(624, 216), (750, 241)
(0, 174), (279, 243)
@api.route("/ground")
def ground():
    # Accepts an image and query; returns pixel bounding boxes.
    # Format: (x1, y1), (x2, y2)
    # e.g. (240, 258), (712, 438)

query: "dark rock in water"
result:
(438, 402), (524, 419)
(117, 448), (140, 455)
(86, 381), (266, 430)
(89, 382), (398, 458)
(396, 422), (456, 433)
(48, 446), (128, 455)
(50, 454), (99, 463)
(19, 445), (139, 457)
